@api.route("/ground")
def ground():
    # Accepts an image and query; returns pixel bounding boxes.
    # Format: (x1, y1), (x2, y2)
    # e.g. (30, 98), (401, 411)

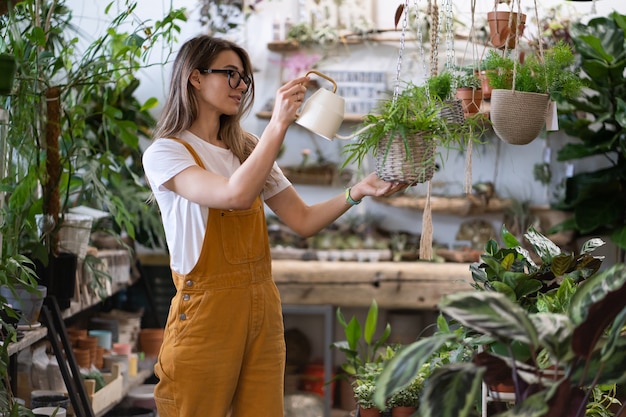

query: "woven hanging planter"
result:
(490, 89), (550, 145)
(438, 99), (465, 125)
(376, 133), (436, 184)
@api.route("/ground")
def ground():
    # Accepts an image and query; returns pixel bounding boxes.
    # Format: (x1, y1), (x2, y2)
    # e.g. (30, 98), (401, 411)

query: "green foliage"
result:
(342, 82), (484, 170)
(550, 12), (626, 251)
(470, 225), (604, 313)
(332, 299), (391, 377)
(427, 71), (454, 101)
(375, 253), (626, 417)
(482, 41), (583, 101)
(0, 0), (186, 266)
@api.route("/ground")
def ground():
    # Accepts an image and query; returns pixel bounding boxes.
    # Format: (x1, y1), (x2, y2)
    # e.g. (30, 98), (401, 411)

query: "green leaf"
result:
(524, 226), (561, 263)
(364, 299), (379, 346)
(373, 334), (455, 409)
(570, 264), (626, 357)
(440, 292), (539, 347)
(419, 363), (484, 417)
(579, 238), (606, 255)
(530, 313), (573, 362)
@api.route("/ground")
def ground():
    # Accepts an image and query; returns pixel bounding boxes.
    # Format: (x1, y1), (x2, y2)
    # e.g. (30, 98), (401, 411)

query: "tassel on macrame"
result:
(464, 138), (474, 194)
(419, 180), (433, 260)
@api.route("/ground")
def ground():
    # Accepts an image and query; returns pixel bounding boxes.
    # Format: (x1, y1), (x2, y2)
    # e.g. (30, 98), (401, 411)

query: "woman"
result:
(142, 35), (404, 417)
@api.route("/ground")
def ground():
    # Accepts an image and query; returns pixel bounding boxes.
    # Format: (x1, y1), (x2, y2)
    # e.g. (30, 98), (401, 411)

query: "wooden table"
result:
(272, 260), (474, 310)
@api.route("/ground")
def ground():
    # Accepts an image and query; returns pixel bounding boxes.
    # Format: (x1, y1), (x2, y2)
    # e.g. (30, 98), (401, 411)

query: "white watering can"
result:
(295, 70), (373, 141)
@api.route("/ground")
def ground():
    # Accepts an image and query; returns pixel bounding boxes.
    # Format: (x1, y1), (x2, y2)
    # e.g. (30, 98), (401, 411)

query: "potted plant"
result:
(333, 299), (392, 416)
(454, 69), (484, 117)
(548, 12), (626, 257)
(469, 225), (604, 313)
(341, 82), (470, 185)
(485, 41), (583, 145)
(0, 0), (183, 305)
(352, 361), (386, 417)
(373, 229), (626, 417)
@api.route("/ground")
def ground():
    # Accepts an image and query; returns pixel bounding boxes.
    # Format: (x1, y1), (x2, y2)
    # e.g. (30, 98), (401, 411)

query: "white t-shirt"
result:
(142, 130), (291, 274)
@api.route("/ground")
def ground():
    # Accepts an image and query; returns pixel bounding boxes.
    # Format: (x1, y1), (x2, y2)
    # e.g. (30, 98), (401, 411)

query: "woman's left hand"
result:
(350, 173), (408, 201)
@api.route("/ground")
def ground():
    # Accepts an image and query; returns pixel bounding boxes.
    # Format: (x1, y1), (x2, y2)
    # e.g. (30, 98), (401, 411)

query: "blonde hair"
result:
(153, 35), (258, 163)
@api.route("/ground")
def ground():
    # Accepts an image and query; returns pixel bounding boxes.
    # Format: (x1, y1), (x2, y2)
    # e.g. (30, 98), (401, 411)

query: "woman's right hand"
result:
(270, 76), (309, 127)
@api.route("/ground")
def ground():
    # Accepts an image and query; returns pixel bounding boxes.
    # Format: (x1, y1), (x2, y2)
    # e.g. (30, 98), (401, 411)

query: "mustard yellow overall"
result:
(154, 139), (286, 417)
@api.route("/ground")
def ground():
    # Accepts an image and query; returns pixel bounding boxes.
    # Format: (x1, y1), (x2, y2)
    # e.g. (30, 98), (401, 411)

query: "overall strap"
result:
(168, 137), (205, 169)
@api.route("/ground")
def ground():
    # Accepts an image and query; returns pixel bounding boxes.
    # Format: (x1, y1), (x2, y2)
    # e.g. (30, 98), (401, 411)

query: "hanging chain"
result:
(415, 0), (428, 80)
(429, 1), (439, 77)
(393, 0), (410, 103)
(443, 0), (455, 72)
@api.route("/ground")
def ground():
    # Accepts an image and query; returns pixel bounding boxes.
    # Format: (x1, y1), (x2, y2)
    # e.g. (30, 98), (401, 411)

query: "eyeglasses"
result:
(198, 69), (252, 94)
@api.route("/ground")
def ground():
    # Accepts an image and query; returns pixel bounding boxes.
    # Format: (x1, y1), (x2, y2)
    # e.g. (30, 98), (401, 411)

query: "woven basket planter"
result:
(438, 99), (465, 125)
(376, 133), (436, 184)
(490, 89), (550, 145)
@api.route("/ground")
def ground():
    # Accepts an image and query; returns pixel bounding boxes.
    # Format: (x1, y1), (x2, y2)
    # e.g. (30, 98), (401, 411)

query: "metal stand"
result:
(41, 296), (96, 417)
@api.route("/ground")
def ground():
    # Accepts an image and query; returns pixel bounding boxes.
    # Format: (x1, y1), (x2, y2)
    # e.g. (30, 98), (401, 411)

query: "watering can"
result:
(296, 70), (372, 141)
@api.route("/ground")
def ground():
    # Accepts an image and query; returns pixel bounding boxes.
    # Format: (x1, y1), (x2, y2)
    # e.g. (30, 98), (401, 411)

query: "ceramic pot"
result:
(456, 87), (483, 116)
(0, 284), (47, 325)
(32, 407), (67, 417)
(487, 11), (526, 50)
(358, 406), (382, 417)
(391, 406), (417, 417)
(139, 328), (164, 358)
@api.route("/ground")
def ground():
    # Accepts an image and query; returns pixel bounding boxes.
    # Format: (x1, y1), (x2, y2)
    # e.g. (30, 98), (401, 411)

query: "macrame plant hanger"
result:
(395, 0), (436, 260)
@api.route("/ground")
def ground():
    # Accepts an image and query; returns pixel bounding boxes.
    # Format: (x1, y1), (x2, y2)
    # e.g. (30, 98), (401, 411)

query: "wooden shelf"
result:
(373, 195), (513, 216)
(7, 326), (47, 356)
(272, 260), (472, 310)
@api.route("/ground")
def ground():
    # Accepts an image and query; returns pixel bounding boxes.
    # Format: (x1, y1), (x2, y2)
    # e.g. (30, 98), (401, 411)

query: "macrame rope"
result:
(419, 180), (433, 260)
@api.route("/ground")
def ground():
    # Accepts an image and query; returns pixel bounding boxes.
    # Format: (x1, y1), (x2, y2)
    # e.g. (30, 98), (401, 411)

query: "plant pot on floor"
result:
(0, 284), (47, 326)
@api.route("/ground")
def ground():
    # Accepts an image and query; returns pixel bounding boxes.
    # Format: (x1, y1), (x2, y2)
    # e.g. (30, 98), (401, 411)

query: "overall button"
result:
(185, 280), (193, 287)
(183, 294), (190, 301)
(179, 313), (187, 320)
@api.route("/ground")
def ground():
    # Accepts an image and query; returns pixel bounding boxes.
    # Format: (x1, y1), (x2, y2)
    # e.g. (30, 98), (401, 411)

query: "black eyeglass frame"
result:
(197, 68), (252, 93)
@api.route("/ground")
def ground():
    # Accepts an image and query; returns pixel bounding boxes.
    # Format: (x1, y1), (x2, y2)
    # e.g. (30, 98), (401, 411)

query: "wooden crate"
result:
(83, 363), (124, 415)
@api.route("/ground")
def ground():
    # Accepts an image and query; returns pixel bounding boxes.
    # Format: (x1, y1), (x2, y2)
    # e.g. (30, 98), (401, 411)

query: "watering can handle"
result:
(305, 70), (337, 93)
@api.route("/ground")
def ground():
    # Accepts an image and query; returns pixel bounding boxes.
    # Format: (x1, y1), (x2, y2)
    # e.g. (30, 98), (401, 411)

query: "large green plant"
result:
(341, 82), (484, 170)
(550, 12), (626, 254)
(373, 261), (626, 417)
(482, 41), (583, 101)
(470, 226), (604, 313)
(0, 0), (185, 264)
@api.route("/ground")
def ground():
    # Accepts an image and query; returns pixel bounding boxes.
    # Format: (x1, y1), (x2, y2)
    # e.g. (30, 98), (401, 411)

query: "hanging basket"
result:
(376, 133), (436, 184)
(490, 89), (550, 145)
(437, 99), (465, 125)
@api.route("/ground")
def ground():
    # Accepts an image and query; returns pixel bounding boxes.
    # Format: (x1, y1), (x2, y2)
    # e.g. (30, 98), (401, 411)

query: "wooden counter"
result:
(272, 260), (474, 310)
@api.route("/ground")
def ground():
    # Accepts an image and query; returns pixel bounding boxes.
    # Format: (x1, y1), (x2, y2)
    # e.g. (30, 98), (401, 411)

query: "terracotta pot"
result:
(391, 406), (417, 417)
(139, 328), (164, 358)
(478, 70), (495, 100)
(455, 87), (483, 116)
(487, 11), (526, 50)
(358, 406), (382, 417)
